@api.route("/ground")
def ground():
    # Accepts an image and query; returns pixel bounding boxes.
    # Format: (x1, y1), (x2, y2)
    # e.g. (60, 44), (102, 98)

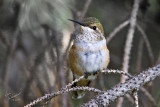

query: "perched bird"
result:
(68, 17), (110, 99)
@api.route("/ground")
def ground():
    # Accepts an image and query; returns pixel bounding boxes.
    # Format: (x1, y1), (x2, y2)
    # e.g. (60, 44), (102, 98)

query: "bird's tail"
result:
(71, 79), (91, 99)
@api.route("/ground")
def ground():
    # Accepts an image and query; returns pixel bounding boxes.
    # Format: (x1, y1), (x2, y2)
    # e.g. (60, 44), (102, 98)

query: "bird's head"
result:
(69, 17), (104, 42)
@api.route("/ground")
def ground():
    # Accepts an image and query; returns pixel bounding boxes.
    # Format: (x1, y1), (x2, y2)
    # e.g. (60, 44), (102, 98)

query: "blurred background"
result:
(0, 0), (160, 107)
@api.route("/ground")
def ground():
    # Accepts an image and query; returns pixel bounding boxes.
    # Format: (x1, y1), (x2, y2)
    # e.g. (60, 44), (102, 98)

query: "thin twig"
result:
(106, 20), (130, 44)
(133, 92), (139, 107)
(100, 69), (132, 91)
(117, 0), (140, 106)
(64, 76), (85, 89)
(24, 75), (84, 106)
(137, 24), (154, 64)
(101, 69), (132, 77)
(24, 86), (101, 107)
(5, 89), (23, 101)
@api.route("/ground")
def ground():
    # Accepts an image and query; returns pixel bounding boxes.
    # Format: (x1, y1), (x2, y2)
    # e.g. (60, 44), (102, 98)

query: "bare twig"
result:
(101, 69), (132, 77)
(2, 88), (24, 106)
(100, 69), (132, 91)
(117, 0), (140, 106)
(5, 89), (23, 101)
(122, 0), (140, 74)
(106, 20), (130, 44)
(81, 64), (160, 107)
(31, 75), (84, 107)
(99, 69), (133, 91)
(137, 24), (154, 64)
(133, 92), (139, 107)
(24, 86), (101, 107)
(64, 76), (85, 89)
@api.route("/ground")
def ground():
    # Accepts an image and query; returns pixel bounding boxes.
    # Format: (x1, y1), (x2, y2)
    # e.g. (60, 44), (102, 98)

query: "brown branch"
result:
(81, 64), (160, 107)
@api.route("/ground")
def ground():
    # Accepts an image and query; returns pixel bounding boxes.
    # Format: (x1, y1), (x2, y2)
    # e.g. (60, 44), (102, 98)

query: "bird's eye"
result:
(92, 26), (97, 30)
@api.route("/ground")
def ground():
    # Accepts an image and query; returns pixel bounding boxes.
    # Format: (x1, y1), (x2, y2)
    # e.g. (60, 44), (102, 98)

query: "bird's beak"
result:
(68, 19), (87, 26)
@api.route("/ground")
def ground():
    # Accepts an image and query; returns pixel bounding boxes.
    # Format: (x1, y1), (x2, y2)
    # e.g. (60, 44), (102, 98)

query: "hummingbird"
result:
(68, 17), (110, 99)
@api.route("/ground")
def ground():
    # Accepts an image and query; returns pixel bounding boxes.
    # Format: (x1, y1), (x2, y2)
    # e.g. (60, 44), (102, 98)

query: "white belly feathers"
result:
(74, 39), (108, 73)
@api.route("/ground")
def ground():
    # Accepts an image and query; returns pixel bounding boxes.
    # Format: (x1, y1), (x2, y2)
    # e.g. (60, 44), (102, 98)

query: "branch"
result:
(133, 92), (139, 107)
(122, 0), (140, 73)
(81, 64), (160, 107)
(24, 86), (101, 107)
(101, 69), (132, 77)
(106, 20), (130, 44)
(118, 0), (140, 106)
(136, 24), (154, 63)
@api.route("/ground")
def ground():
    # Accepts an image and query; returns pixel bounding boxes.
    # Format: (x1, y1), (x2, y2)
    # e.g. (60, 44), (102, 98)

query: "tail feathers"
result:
(71, 79), (91, 99)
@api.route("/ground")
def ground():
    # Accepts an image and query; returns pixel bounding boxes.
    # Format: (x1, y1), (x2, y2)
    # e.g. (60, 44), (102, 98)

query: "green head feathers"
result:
(68, 17), (104, 35)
